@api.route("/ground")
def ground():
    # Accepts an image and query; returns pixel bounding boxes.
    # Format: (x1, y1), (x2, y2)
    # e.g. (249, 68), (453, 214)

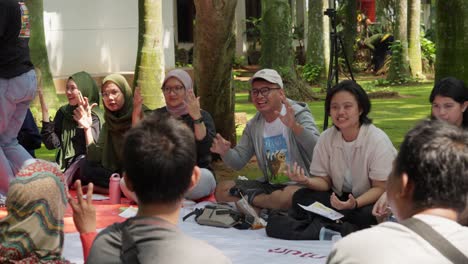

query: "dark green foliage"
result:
(420, 34), (436, 73)
(298, 64), (323, 84)
(245, 17), (262, 51)
(387, 41), (411, 84)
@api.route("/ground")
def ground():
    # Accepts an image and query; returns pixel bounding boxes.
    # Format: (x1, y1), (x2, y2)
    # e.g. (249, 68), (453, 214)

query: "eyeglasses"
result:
(250, 87), (281, 97)
(101, 90), (122, 99)
(162, 85), (185, 94)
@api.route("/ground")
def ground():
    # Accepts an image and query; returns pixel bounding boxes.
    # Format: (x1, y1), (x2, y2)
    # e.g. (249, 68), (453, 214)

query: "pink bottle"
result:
(109, 173), (121, 204)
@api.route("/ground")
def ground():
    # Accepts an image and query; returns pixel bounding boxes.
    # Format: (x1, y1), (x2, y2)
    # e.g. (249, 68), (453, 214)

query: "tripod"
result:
(323, 5), (355, 131)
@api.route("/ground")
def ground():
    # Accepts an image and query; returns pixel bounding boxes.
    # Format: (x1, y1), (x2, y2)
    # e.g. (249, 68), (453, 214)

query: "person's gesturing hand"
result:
(210, 133), (231, 156)
(68, 180), (96, 234)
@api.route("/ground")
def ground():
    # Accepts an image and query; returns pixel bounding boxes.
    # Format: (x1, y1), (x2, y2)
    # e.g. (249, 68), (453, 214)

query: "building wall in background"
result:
(43, 0), (175, 79)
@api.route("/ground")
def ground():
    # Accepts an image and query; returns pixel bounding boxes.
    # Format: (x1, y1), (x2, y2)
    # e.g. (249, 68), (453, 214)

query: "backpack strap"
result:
(400, 217), (468, 263)
(182, 208), (204, 221)
(120, 222), (141, 264)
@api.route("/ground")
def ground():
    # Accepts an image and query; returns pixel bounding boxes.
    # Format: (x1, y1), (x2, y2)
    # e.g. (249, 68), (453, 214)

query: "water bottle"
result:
(319, 227), (342, 241)
(109, 173), (121, 204)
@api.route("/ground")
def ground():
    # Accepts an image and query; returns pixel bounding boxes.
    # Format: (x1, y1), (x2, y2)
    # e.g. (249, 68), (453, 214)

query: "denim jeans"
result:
(0, 69), (37, 194)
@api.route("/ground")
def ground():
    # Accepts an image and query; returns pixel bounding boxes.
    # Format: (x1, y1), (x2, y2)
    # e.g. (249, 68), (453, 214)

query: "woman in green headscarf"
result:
(76, 74), (136, 191)
(40, 71), (103, 185)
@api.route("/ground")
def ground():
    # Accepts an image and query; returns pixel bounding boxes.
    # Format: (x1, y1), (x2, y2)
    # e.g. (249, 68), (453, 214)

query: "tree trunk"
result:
(306, 0), (329, 78)
(342, 0), (357, 65)
(260, 0), (314, 101)
(435, 0), (468, 84)
(134, 0), (165, 109)
(387, 0), (411, 83)
(408, 0), (423, 79)
(193, 0), (237, 144)
(25, 0), (58, 112)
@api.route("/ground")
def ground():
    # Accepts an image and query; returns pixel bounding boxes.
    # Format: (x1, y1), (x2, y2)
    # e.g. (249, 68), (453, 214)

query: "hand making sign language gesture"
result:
(68, 180), (96, 234)
(73, 91), (97, 130)
(185, 90), (207, 140)
(331, 192), (357, 210)
(185, 90), (202, 120)
(73, 91), (97, 145)
(285, 162), (310, 185)
(274, 95), (303, 135)
(210, 133), (232, 157)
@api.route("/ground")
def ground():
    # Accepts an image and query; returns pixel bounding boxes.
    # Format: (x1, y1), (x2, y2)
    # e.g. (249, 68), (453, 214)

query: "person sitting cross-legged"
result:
(81, 113), (231, 264)
(288, 80), (397, 230)
(211, 68), (320, 211)
(327, 120), (468, 264)
(122, 69), (217, 202)
(0, 159), (98, 262)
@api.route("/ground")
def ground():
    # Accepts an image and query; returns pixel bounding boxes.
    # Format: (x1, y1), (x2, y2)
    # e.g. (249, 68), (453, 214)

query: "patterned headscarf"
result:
(0, 160), (70, 263)
(163, 69), (193, 117)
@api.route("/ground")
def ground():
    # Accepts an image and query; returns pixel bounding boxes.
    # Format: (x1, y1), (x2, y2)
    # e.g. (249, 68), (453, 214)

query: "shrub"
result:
(299, 63), (323, 84)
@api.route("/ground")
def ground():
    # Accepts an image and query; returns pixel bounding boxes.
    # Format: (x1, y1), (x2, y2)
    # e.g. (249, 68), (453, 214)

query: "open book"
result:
(298, 202), (344, 221)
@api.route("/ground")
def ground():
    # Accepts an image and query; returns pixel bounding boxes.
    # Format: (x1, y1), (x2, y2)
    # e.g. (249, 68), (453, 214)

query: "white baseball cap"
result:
(249, 69), (284, 89)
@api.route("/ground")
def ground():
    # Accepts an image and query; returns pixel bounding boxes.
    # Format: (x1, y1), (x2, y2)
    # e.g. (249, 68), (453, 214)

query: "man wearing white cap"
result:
(211, 69), (320, 210)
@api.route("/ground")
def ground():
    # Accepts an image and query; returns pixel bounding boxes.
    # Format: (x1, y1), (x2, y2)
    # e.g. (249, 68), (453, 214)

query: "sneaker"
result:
(229, 186), (265, 205)
(242, 188), (265, 205)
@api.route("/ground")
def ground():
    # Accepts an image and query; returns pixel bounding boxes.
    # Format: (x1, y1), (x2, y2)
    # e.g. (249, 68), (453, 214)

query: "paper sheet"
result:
(82, 194), (109, 201)
(119, 207), (138, 218)
(298, 202), (344, 221)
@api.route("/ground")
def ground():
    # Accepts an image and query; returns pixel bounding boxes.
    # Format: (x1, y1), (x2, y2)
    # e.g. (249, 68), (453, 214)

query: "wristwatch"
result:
(193, 117), (204, 124)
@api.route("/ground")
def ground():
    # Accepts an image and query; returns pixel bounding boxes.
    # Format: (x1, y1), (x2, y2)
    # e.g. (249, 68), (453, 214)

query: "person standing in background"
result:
(17, 109), (42, 158)
(0, 0), (37, 196)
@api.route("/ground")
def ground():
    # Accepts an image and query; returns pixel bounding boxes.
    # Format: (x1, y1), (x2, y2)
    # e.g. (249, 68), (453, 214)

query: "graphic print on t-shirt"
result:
(264, 134), (289, 184)
(18, 2), (31, 38)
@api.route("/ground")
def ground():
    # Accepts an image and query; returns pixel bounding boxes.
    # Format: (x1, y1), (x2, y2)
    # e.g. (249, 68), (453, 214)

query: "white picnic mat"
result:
(63, 203), (333, 263)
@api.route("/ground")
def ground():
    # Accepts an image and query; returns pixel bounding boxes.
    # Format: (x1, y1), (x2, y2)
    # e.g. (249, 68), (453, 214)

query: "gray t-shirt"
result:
(327, 214), (468, 264)
(87, 216), (231, 264)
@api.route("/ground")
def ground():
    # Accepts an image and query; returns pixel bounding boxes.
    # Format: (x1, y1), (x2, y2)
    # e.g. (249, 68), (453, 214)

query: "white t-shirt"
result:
(263, 105), (290, 183)
(310, 124), (397, 196)
(342, 140), (355, 193)
(327, 214), (468, 264)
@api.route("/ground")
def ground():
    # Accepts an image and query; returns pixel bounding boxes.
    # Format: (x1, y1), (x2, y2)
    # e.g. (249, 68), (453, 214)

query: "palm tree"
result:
(306, 0), (329, 78)
(260, 0), (314, 100)
(387, 0), (410, 83)
(408, 0), (424, 79)
(435, 0), (468, 84)
(193, 0), (238, 144)
(342, 0), (357, 66)
(134, 0), (165, 109)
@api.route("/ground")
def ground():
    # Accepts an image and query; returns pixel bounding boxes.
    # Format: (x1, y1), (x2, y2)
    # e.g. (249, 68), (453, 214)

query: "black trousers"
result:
(78, 160), (114, 188)
(290, 188), (377, 229)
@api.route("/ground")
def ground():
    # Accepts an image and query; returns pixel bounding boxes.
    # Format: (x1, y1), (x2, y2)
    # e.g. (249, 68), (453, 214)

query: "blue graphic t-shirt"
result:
(263, 106), (290, 184)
